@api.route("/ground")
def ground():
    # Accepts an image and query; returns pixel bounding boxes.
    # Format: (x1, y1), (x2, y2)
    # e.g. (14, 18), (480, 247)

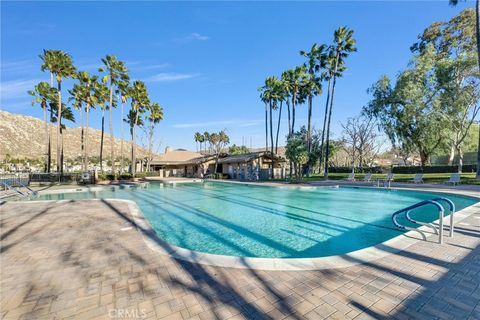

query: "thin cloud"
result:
(145, 72), (199, 82)
(1, 60), (37, 75)
(0, 79), (41, 100)
(130, 63), (169, 72)
(173, 33), (211, 44)
(190, 33), (210, 41)
(172, 119), (262, 129)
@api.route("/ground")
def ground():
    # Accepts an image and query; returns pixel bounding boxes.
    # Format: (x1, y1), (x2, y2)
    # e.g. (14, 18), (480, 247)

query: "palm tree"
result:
(319, 49), (344, 170)
(76, 71), (97, 171)
(324, 27), (357, 179)
(94, 80), (110, 173)
(116, 80), (131, 174)
(259, 76), (280, 155)
(450, 0), (480, 179)
(43, 50), (76, 173)
(194, 132), (202, 152)
(99, 55), (130, 177)
(48, 98), (75, 171)
(273, 77), (286, 154)
(300, 44), (325, 155)
(68, 83), (85, 168)
(259, 85), (270, 152)
(28, 82), (56, 172)
(39, 49), (56, 87)
(198, 133), (205, 153)
(146, 102), (164, 171)
(128, 81), (150, 176)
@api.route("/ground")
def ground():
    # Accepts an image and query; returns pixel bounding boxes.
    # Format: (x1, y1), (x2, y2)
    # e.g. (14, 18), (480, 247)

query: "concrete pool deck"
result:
(1, 184), (479, 319)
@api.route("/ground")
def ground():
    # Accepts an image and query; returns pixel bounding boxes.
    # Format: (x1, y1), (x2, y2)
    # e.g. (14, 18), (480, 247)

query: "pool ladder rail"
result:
(392, 197), (455, 244)
(0, 180), (38, 199)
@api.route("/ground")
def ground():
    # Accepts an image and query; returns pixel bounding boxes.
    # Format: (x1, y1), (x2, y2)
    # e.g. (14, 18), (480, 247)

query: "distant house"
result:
(218, 151), (286, 180)
(146, 148), (286, 180)
(148, 148), (213, 178)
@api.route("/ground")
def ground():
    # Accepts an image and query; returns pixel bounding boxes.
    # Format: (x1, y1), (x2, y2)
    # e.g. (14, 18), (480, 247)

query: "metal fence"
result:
(0, 173), (30, 187)
(0, 171), (95, 186)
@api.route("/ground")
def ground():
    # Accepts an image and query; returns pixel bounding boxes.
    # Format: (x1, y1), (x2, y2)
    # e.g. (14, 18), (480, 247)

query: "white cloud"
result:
(0, 79), (41, 100)
(145, 72), (199, 82)
(190, 33), (210, 41)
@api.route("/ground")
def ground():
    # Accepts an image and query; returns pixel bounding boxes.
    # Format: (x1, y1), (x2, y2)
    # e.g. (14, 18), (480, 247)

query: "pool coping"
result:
(10, 181), (480, 271)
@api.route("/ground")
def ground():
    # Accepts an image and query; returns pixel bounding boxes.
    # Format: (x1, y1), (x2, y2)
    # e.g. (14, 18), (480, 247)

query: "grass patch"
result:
(286, 172), (480, 185)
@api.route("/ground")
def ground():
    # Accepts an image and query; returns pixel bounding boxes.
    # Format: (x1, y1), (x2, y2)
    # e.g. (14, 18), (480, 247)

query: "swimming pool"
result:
(35, 182), (478, 259)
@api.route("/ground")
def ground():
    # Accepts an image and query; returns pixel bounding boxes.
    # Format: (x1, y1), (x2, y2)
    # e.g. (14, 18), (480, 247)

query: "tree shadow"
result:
(344, 237), (480, 319)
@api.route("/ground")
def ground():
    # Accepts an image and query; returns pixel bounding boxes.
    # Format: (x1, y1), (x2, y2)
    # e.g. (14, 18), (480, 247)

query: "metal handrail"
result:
(392, 200), (444, 244)
(405, 209), (439, 235)
(13, 180), (37, 196)
(0, 181), (28, 198)
(0, 180), (36, 199)
(431, 197), (455, 237)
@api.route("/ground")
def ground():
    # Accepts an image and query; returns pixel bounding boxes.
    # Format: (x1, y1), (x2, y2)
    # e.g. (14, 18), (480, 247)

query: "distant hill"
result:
(0, 111), (149, 160)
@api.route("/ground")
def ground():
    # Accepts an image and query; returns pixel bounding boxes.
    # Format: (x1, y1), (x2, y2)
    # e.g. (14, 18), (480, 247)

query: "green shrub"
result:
(118, 173), (133, 180)
(205, 173), (227, 179)
(134, 172), (146, 179)
(392, 165), (477, 174)
(328, 166), (384, 174)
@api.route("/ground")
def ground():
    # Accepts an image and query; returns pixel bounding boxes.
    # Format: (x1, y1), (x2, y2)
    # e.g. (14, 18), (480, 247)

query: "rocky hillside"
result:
(0, 111), (149, 160)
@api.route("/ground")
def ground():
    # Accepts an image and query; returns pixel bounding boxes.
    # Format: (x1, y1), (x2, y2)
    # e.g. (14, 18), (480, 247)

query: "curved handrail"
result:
(392, 200), (444, 244)
(405, 210), (438, 235)
(431, 197), (456, 237)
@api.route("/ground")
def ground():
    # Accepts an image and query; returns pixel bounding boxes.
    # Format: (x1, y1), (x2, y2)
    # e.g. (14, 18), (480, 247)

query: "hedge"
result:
(327, 166), (385, 174)
(391, 165), (477, 174)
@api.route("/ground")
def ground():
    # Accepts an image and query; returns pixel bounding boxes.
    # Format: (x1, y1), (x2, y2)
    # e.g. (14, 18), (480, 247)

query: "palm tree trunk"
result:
(100, 109), (105, 173)
(307, 95), (313, 153)
(269, 102), (274, 155)
(57, 80), (62, 174)
(264, 102), (269, 151)
(132, 112), (139, 177)
(286, 100), (291, 137)
(269, 102), (275, 179)
(109, 87), (115, 178)
(476, 0), (480, 179)
(292, 92), (296, 134)
(85, 105), (90, 171)
(324, 52), (340, 179)
(148, 121), (153, 172)
(275, 101), (283, 154)
(319, 77), (332, 171)
(80, 105), (85, 171)
(287, 99), (292, 178)
(42, 101), (48, 173)
(61, 126), (64, 174)
(324, 74), (338, 179)
(120, 101), (124, 174)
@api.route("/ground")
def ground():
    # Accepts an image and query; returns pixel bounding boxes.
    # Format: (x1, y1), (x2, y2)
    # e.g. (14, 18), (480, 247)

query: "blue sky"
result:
(0, 1), (472, 151)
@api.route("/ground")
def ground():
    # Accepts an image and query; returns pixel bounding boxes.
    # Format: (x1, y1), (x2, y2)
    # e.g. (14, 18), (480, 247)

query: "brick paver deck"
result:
(1, 199), (479, 319)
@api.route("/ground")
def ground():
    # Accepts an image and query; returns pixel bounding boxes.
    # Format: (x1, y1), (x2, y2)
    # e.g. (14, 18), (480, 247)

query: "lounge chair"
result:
(377, 173), (394, 187)
(445, 173), (461, 186)
(411, 173), (424, 184)
(344, 172), (355, 181)
(362, 173), (373, 182)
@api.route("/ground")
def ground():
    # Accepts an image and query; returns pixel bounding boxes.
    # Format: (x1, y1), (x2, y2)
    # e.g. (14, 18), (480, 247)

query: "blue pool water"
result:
(35, 182), (478, 258)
